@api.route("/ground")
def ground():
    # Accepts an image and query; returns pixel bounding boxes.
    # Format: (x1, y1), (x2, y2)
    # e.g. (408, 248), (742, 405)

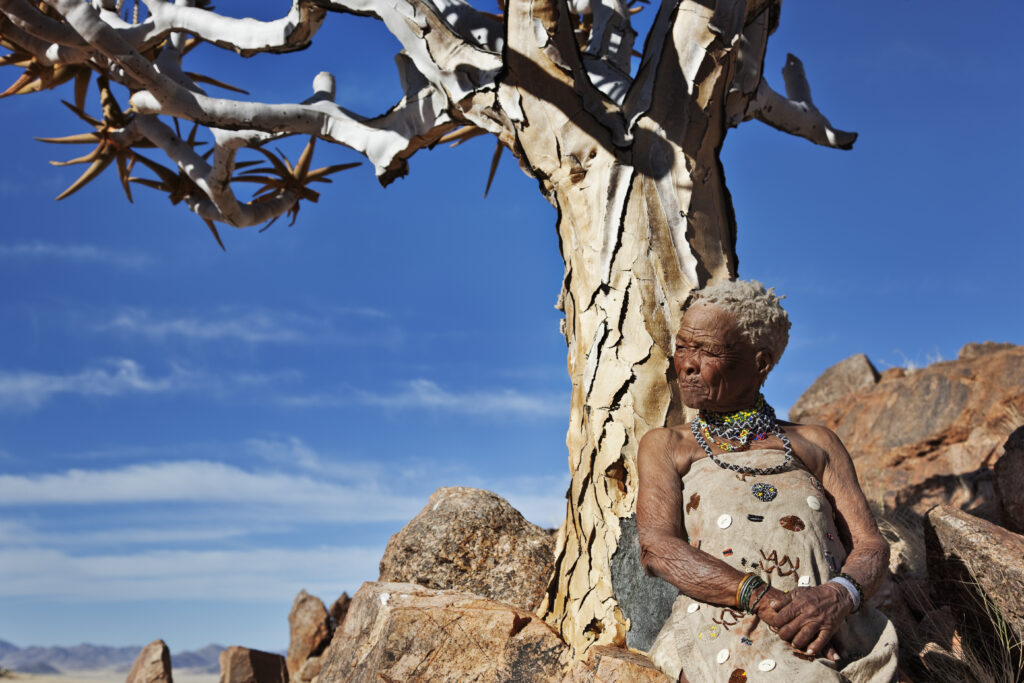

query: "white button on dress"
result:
(717, 648), (730, 664)
(687, 603), (700, 614)
(806, 496), (822, 511)
(717, 513), (732, 529)
(759, 658), (777, 671)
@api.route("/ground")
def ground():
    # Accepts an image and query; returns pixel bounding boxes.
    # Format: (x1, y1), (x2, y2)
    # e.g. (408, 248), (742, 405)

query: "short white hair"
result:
(685, 280), (791, 366)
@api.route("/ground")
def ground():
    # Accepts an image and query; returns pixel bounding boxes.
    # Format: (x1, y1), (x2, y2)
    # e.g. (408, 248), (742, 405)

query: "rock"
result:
(125, 640), (172, 683)
(792, 344), (1024, 517)
(995, 426), (1024, 533)
(295, 656), (321, 683)
(286, 590), (332, 679)
(328, 593), (350, 627)
(789, 353), (880, 423)
(924, 505), (1024, 638)
(378, 487), (556, 611)
(958, 341), (1015, 361)
(318, 581), (569, 681)
(218, 647), (288, 683)
(561, 646), (671, 682)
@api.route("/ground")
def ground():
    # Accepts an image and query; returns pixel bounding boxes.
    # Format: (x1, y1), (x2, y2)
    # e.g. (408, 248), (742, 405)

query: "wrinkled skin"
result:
(637, 303), (889, 665)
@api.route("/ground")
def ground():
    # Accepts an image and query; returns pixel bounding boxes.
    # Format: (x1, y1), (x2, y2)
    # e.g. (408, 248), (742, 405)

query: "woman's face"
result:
(673, 303), (767, 412)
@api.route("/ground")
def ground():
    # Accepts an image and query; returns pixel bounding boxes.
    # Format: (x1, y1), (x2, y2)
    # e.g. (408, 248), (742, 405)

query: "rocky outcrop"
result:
(328, 593), (350, 627)
(218, 647), (288, 683)
(562, 646), (671, 682)
(789, 353), (880, 423)
(924, 504), (1024, 638)
(318, 582), (569, 681)
(125, 640), (172, 683)
(792, 343), (1024, 517)
(378, 487), (556, 611)
(995, 426), (1024, 533)
(286, 590), (332, 679)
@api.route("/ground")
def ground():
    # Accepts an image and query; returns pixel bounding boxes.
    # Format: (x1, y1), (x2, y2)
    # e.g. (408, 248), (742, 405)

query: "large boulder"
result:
(286, 590), (332, 679)
(218, 647), (288, 683)
(318, 582), (569, 681)
(789, 353), (880, 423)
(792, 343), (1024, 517)
(561, 646), (671, 682)
(125, 640), (172, 683)
(924, 504), (1024, 638)
(378, 487), (556, 611)
(995, 426), (1024, 533)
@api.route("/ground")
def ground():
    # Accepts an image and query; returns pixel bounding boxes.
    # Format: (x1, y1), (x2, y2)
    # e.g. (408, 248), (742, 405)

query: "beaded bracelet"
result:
(748, 583), (772, 612)
(736, 573), (766, 613)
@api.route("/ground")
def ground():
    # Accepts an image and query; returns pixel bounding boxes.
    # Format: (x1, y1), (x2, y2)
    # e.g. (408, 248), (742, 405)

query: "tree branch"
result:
(502, 0), (626, 149)
(580, 0), (634, 104)
(748, 53), (857, 149)
(119, 0), (327, 56)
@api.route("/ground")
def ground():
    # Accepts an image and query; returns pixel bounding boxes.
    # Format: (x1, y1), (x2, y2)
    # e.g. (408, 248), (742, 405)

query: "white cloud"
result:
(0, 359), (190, 410)
(96, 307), (397, 345)
(282, 379), (566, 417)
(360, 379), (565, 416)
(0, 242), (150, 269)
(100, 309), (308, 343)
(0, 460), (423, 523)
(0, 545), (381, 601)
(0, 519), (254, 547)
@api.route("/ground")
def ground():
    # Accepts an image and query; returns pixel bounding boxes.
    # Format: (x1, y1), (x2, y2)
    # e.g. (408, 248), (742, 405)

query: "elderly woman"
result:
(638, 280), (898, 683)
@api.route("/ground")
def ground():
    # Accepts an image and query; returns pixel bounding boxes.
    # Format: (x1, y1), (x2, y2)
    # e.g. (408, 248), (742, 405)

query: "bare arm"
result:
(636, 428), (786, 609)
(769, 426), (889, 656)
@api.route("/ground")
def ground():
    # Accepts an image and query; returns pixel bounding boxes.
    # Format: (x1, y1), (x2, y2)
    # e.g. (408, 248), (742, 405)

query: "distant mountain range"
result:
(0, 640), (224, 674)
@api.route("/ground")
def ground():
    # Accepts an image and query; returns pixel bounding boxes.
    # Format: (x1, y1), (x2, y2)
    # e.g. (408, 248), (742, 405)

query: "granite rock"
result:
(125, 640), (172, 683)
(328, 593), (350, 628)
(561, 646), (671, 682)
(318, 581), (569, 682)
(924, 504), (1024, 638)
(789, 353), (879, 423)
(218, 647), (288, 683)
(793, 344), (1024, 517)
(286, 590), (331, 679)
(378, 487), (556, 611)
(995, 426), (1024, 533)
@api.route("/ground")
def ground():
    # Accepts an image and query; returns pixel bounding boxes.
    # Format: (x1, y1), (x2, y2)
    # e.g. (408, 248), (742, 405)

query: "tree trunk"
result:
(501, 0), (763, 656)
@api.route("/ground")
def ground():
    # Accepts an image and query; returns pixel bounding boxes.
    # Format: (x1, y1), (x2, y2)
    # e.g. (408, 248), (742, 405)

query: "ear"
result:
(754, 349), (773, 383)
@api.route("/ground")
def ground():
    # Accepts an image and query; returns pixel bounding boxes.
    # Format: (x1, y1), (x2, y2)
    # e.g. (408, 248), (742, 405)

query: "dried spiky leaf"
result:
(305, 161), (360, 182)
(484, 139), (503, 198)
(294, 138), (316, 181)
(184, 71), (249, 95)
(73, 70), (91, 111)
(49, 147), (104, 166)
(35, 132), (102, 145)
(55, 154), (115, 200)
(204, 219), (226, 251)
(115, 152), (134, 203)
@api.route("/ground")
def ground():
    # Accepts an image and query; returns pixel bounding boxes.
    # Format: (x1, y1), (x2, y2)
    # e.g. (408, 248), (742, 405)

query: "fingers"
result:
(804, 629), (832, 657)
(825, 646), (839, 663)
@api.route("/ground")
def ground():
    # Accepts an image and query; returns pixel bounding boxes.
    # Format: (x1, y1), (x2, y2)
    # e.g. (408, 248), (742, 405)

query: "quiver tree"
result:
(0, 0), (856, 655)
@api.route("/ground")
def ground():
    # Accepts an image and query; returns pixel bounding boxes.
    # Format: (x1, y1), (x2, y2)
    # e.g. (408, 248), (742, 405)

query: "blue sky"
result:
(1, 0), (1022, 653)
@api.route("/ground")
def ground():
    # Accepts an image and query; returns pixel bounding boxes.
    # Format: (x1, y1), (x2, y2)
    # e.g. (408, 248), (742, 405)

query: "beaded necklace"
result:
(690, 394), (793, 475)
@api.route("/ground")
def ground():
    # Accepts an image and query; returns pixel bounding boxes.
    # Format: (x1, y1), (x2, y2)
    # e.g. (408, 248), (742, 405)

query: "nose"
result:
(677, 350), (699, 376)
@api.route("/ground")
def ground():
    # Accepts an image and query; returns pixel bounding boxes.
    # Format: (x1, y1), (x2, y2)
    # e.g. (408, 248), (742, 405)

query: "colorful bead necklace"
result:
(691, 393), (793, 475)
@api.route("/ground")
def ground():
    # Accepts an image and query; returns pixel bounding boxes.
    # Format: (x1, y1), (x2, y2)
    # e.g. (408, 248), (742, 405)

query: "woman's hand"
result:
(765, 583), (853, 657)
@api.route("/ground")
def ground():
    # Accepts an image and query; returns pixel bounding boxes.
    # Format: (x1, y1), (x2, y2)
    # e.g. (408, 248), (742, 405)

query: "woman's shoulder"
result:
(639, 425), (700, 473)
(782, 421), (846, 451)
